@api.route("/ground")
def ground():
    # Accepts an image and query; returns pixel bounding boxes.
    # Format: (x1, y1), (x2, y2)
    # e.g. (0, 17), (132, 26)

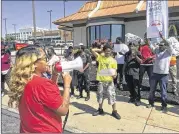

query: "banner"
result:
(146, 0), (168, 39)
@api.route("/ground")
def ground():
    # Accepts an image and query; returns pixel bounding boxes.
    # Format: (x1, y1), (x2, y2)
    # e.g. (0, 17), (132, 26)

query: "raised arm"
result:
(90, 48), (101, 58)
(159, 32), (174, 55)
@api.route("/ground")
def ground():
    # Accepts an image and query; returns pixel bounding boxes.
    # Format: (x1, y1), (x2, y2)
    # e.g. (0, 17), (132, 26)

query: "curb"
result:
(1, 105), (86, 133)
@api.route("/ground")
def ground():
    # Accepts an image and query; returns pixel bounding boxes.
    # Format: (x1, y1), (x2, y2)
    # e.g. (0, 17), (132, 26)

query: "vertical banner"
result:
(146, 0), (168, 39)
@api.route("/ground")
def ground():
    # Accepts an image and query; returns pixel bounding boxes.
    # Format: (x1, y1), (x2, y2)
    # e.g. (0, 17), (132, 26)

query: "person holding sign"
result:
(113, 37), (129, 90)
(147, 32), (175, 112)
(124, 42), (142, 106)
(90, 43), (121, 120)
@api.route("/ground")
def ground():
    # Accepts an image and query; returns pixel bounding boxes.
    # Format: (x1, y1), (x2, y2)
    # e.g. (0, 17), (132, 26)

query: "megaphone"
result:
(55, 56), (83, 72)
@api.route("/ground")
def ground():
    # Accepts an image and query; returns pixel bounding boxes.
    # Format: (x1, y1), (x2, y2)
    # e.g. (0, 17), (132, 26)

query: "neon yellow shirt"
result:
(96, 54), (117, 82)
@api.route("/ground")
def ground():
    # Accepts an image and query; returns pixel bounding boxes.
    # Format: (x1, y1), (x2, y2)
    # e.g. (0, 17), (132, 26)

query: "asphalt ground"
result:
(88, 60), (179, 105)
(1, 108), (72, 133)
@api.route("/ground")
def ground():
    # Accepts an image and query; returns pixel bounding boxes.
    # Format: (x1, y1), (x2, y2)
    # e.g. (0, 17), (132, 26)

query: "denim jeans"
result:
(149, 73), (168, 107)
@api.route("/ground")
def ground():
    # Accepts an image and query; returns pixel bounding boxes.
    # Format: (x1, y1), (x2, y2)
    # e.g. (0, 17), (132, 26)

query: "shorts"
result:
(97, 81), (116, 105)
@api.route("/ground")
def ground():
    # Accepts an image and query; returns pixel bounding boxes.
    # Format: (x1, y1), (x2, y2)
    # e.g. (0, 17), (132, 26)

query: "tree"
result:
(5, 36), (15, 42)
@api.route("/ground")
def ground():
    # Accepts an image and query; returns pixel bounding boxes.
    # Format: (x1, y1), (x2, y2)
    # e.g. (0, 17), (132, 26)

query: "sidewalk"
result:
(2, 89), (179, 133)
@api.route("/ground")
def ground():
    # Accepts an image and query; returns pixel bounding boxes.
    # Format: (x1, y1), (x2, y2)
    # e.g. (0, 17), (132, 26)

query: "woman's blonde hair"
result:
(9, 45), (42, 104)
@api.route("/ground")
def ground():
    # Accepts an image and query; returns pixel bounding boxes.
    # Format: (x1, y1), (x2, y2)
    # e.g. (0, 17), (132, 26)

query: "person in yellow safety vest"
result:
(169, 55), (178, 96)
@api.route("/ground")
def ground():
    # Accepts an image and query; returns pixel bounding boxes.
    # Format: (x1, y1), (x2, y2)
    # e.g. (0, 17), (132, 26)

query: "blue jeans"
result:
(149, 73), (168, 107)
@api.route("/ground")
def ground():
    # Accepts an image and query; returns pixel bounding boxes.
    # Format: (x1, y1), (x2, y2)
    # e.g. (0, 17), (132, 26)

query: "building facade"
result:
(6, 33), (20, 40)
(19, 27), (48, 42)
(54, 1), (179, 47)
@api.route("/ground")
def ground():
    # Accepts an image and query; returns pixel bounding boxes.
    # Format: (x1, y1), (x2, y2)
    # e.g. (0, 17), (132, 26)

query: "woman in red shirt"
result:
(8, 45), (71, 133)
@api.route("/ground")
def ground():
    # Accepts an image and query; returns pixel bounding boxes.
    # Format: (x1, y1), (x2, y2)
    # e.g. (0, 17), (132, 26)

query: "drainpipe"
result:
(135, 0), (144, 13)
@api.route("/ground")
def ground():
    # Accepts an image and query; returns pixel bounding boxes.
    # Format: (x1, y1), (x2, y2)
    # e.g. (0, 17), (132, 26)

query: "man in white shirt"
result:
(113, 37), (129, 90)
(147, 33), (175, 111)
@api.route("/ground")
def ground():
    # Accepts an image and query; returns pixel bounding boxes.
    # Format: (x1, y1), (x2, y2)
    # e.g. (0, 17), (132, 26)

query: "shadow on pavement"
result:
(71, 102), (111, 116)
(154, 105), (179, 117)
(71, 102), (96, 115)
(115, 95), (148, 107)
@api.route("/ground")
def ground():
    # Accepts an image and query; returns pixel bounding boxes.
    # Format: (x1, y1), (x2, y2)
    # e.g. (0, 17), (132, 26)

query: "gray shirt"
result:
(150, 41), (174, 74)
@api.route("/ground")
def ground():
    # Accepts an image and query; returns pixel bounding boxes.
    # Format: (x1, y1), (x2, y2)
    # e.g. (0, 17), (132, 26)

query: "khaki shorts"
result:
(97, 81), (116, 105)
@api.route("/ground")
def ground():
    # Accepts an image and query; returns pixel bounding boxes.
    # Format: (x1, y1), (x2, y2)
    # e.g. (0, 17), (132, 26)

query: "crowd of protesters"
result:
(59, 32), (178, 118)
(1, 31), (179, 132)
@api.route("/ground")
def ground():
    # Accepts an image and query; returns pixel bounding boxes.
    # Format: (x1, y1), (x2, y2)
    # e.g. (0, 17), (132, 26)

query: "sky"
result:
(2, 0), (87, 37)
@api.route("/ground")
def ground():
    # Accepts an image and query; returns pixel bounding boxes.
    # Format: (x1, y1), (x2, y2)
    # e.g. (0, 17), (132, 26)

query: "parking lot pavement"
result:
(1, 108), (72, 133)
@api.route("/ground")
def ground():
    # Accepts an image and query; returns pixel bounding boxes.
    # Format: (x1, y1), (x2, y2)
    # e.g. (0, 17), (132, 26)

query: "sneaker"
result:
(93, 108), (104, 116)
(112, 110), (121, 120)
(119, 84), (123, 90)
(71, 95), (75, 98)
(146, 104), (154, 108)
(128, 98), (135, 103)
(161, 106), (167, 113)
(174, 90), (179, 97)
(135, 100), (141, 106)
(85, 96), (90, 101)
(1, 92), (4, 97)
(77, 95), (83, 99)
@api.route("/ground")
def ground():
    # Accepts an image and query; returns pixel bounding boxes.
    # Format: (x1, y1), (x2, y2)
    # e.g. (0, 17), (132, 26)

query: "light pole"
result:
(64, 0), (67, 48)
(12, 24), (17, 40)
(32, 0), (37, 43)
(47, 10), (52, 31)
(3, 18), (7, 40)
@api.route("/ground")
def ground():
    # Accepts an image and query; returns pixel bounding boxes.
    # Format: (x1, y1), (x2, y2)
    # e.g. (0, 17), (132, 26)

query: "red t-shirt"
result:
(19, 75), (63, 133)
(1, 53), (11, 71)
(138, 44), (154, 64)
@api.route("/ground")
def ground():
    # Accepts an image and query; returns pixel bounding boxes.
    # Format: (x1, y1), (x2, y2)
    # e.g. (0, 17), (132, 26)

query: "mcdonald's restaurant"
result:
(53, 1), (179, 47)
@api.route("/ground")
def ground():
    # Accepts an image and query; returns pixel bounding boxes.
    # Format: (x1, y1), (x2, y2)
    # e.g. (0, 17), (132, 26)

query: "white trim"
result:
(88, 1), (101, 18)
(86, 21), (124, 27)
(135, 0), (144, 13)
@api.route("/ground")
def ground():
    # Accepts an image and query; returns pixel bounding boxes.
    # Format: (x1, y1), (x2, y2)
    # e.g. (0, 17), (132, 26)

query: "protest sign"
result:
(146, 0), (168, 39)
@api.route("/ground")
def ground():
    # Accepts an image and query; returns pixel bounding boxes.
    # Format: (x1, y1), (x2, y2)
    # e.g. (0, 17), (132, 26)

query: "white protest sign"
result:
(146, 0), (168, 39)
(98, 69), (116, 76)
(125, 33), (143, 44)
(114, 44), (121, 52)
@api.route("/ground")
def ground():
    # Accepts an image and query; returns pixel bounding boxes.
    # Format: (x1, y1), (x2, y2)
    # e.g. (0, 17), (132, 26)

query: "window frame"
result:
(87, 24), (125, 47)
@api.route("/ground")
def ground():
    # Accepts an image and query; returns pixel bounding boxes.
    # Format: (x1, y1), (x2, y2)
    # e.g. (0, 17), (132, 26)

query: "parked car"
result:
(54, 40), (65, 47)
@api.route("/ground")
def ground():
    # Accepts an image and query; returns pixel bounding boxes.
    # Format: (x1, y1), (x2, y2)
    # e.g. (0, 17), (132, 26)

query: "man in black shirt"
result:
(124, 43), (142, 106)
(77, 45), (91, 101)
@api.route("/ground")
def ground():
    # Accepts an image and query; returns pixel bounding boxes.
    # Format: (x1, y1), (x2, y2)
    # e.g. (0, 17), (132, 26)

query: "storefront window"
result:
(90, 26), (95, 45)
(111, 24), (123, 43)
(87, 24), (124, 47)
(100, 25), (111, 41)
(96, 26), (100, 41)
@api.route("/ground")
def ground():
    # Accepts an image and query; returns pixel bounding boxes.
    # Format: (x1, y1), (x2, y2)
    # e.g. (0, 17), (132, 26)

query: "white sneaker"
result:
(1, 92), (4, 97)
